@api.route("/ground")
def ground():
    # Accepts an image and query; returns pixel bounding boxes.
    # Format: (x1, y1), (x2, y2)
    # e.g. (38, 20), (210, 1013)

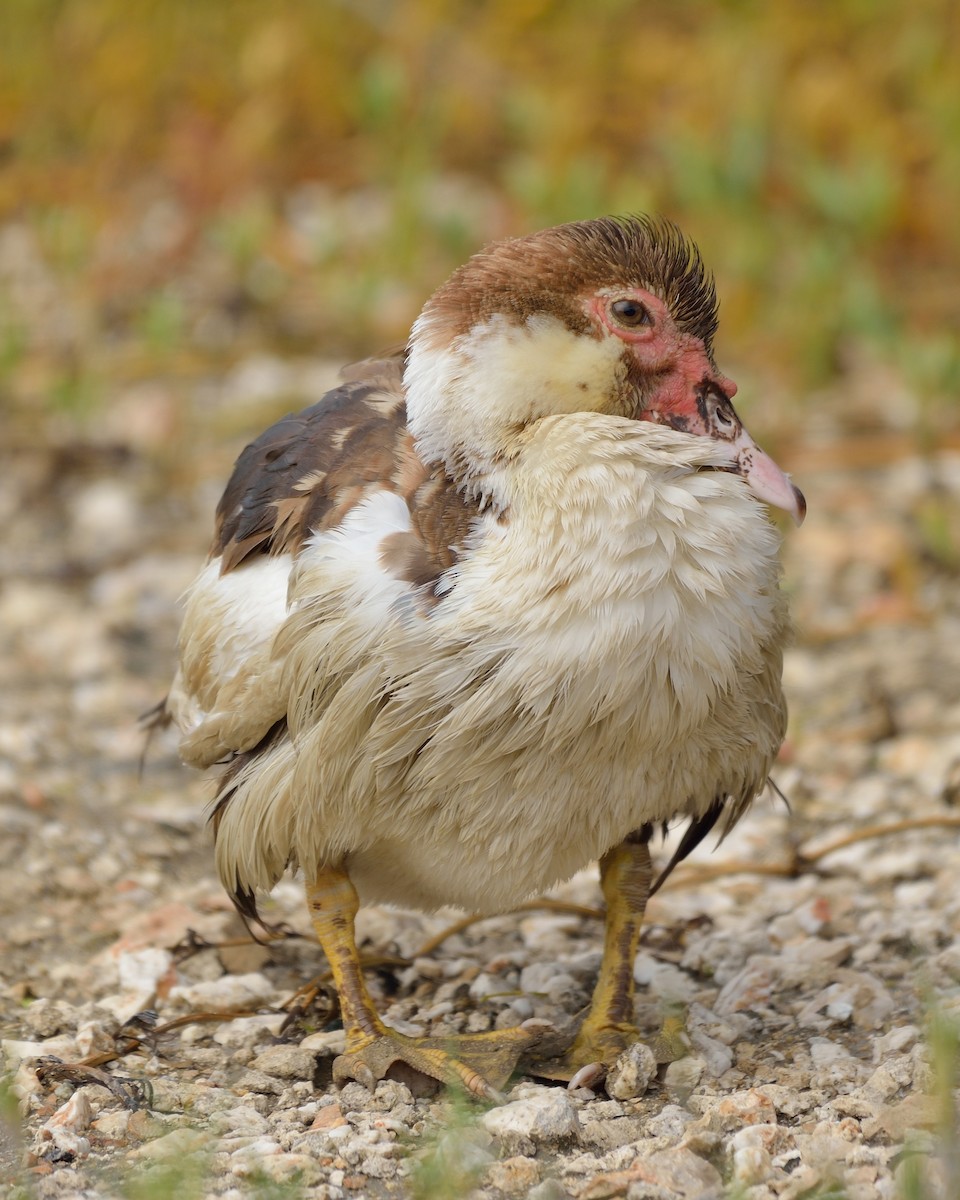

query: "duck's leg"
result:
(568, 830), (653, 1062)
(532, 830), (688, 1082)
(306, 865), (543, 1101)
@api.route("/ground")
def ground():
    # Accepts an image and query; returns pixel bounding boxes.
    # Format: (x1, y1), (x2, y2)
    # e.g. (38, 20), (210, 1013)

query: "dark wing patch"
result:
(214, 355), (407, 574)
(212, 348), (483, 599)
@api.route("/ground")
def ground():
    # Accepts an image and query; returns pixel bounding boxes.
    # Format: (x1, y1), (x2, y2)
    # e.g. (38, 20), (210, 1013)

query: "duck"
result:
(163, 215), (804, 1101)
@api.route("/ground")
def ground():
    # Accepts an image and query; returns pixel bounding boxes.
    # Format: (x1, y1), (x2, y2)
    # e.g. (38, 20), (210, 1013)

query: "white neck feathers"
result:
(404, 312), (625, 507)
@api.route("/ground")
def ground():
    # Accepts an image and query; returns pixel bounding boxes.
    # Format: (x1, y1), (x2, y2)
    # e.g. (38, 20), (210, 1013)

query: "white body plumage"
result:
(172, 415), (786, 915)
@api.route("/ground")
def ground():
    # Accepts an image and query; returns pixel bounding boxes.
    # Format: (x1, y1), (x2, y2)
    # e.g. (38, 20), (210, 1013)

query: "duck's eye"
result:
(610, 298), (653, 329)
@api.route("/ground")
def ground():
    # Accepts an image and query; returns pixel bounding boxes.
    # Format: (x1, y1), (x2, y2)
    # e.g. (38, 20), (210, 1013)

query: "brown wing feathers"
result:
(213, 354), (479, 598)
(215, 377), (406, 573)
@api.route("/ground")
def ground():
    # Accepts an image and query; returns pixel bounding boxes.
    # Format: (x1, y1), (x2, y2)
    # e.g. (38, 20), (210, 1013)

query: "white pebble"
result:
(606, 1042), (657, 1100)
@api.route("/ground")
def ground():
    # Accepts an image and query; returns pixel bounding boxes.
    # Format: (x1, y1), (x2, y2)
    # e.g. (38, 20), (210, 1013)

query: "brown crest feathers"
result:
(421, 214), (718, 354)
(560, 216), (718, 350)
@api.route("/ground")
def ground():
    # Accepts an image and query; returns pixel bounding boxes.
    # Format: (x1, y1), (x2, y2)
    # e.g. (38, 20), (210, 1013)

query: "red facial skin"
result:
(586, 288), (806, 525)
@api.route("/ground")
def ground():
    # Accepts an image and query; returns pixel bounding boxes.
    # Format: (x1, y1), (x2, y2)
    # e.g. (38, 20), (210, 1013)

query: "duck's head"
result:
(404, 215), (804, 524)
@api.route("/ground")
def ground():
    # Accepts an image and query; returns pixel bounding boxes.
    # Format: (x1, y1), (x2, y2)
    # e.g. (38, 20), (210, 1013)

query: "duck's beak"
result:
(685, 382), (806, 526)
(727, 426), (806, 526)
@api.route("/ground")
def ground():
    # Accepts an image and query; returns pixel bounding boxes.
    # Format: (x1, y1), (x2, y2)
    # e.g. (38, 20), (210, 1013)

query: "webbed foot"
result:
(334, 1023), (549, 1102)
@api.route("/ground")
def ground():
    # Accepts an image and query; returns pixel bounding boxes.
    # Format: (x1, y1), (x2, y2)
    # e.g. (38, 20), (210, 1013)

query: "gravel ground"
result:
(2, 362), (960, 1200)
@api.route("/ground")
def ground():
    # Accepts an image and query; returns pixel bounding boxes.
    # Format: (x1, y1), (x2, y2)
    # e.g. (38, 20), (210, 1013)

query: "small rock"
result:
(249, 1045), (318, 1081)
(360, 1153), (401, 1180)
(577, 1147), (723, 1199)
(229, 1138), (282, 1174)
(36, 1126), (90, 1163)
(809, 1036), (853, 1066)
(128, 1127), (208, 1160)
(864, 1059), (913, 1102)
(470, 972), (505, 1002)
(75, 1020), (115, 1059)
(872, 1024), (919, 1060)
(34, 1089), (94, 1162)
(714, 958), (775, 1015)
(242, 1151), (325, 1185)
(646, 1104), (696, 1140)
(208, 1107), (270, 1137)
(588, 1100), (625, 1119)
(679, 1126), (723, 1159)
(487, 1154), (541, 1194)
(92, 1111), (131, 1139)
(730, 1143), (772, 1187)
(235, 1069), (287, 1096)
(126, 1111), (166, 1141)
(3, 1035), (79, 1072)
(310, 1103), (347, 1131)
(662, 1055), (703, 1103)
(696, 1089), (777, 1132)
(578, 1115), (646, 1152)
(527, 1181), (571, 1200)
(635, 1148), (724, 1198)
(316, 1122), (352, 1144)
(21, 999), (72, 1038)
(212, 1014), (287, 1048)
(606, 1042), (657, 1100)
(168, 971), (280, 1012)
(633, 954), (698, 1002)
(728, 1125), (777, 1186)
(119, 947), (174, 995)
(826, 996), (855, 1021)
(45, 1089), (93, 1135)
(300, 1028), (347, 1054)
(481, 1085), (581, 1155)
(867, 1094), (938, 1141)
(792, 934), (859, 970)
(519, 912), (583, 949)
(797, 970), (894, 1032)
(688, 1028), (734, 1078)
(752, 1083), (817, 1118)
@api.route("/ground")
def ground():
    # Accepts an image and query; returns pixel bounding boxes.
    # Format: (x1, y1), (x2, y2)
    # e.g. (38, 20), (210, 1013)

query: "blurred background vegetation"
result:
(0, 0), (958, 443)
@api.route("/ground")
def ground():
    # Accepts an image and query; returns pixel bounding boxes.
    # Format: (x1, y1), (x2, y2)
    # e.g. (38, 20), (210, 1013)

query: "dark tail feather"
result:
(210, 795), (296, 942)
(767, 775), (792, 813)
(649, 797), (726, 896)
(230, 882), (298, 944)
(210, 719), (293, 941)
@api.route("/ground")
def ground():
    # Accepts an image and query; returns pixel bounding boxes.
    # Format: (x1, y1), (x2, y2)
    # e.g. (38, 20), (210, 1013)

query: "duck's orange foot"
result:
(333, 1022), (551, 1103)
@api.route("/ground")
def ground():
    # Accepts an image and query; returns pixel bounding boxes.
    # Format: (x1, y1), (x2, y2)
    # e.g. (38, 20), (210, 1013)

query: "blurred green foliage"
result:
(0, 0), (958, 419)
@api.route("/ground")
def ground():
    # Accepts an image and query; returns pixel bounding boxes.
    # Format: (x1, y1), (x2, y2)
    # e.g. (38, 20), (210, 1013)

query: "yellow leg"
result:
(532, 832), (687, 1082)
(568, 831), (652, 1063)
(305, 867), (384, 1043)
(305, 865), (544, 1101)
